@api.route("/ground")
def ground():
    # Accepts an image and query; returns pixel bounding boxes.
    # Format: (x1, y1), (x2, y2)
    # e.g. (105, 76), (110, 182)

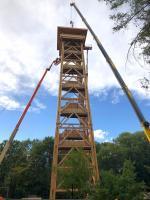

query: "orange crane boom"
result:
(0, 58), (60, 165)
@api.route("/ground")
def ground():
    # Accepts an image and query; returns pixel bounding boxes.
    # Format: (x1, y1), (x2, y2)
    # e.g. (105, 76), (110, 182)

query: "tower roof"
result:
(57, 26), (87, 50)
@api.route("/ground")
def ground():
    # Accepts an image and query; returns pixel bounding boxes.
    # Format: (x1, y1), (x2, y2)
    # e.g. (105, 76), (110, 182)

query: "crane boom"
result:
(70, 2), (150, 142)
(0, 58), (60, 165)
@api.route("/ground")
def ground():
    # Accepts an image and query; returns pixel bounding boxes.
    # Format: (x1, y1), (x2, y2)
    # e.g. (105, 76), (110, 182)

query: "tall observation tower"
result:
(50, 27), (99, 200)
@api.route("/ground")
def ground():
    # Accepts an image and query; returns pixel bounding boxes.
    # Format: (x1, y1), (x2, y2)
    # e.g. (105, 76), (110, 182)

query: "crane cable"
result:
(0, 57), (61, 165)
(70, 0), (74, 27)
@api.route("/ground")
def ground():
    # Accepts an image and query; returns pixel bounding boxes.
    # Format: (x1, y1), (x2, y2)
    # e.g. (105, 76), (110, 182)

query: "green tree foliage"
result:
(0, 137), (54, 198)
(58, 149), (91, 199)
(89, 160), (144, 199)
(0, 131), (149, 198)
(98, 0), (150, 63)
(97, 131), (150, 186)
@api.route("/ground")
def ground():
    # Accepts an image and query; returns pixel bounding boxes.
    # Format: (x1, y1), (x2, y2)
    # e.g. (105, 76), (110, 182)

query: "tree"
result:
(58, 149), (91, 199)
(97, 131), (150, 187)
(89, 160), (144, 200)
(23, 137), (53, 198)
(0, 131), (149, 198)
(96, 142), (127, 173)
(115, 131), (150, 186)
(117, 160), (145, 200)
(98, 0), (150, 64)
(0, 137), (54, 198)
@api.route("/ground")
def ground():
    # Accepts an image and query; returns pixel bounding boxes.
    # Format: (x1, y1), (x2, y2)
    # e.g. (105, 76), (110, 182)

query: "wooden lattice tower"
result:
(50, 27), (99, 200)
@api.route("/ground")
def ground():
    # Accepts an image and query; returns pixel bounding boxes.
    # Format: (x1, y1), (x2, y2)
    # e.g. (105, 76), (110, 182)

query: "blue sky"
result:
(0, 0), (150, 143)
(0, 86), (150, 143)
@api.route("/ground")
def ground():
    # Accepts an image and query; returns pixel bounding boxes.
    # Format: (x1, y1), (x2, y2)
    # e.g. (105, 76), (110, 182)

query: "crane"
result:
(70, 2), (150, 142)
(0, 58), (60, 165)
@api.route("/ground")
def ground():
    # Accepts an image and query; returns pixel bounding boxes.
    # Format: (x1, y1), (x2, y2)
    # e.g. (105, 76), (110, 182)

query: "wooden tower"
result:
(50, 27), (99, 200)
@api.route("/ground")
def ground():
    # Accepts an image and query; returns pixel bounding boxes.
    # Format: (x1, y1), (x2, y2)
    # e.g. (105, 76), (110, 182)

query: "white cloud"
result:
(22, 98), (46, 113)
(94, 129), (114, 143)
(0, 96), (20, 110)
(0, 95), (46, 113)
(94, 129), (109, 140)
(0, 0), (149, 111)
(34, 99), (46, 110)
(111, 89), (124, 104)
